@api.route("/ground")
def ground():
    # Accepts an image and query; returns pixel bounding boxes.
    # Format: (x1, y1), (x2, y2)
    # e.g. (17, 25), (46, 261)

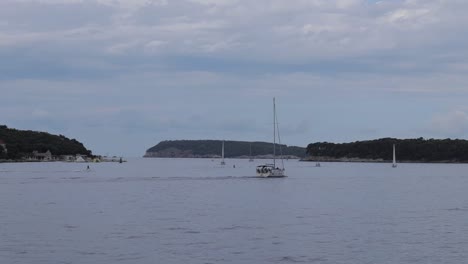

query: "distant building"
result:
(32, 150), (52, 161)
(60, 155), (75, 162)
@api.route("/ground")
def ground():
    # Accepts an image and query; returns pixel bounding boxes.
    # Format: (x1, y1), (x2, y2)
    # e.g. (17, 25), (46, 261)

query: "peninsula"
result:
(144, 140), (306, 159)
(0, 125), (92, 162)
(304, 137), (468, 163)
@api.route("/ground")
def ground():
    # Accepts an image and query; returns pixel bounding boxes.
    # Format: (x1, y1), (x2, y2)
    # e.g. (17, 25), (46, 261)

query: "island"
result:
(304, 137), (468, 163)
(0, 125), (93, 162)
(144, 140), (306, 159)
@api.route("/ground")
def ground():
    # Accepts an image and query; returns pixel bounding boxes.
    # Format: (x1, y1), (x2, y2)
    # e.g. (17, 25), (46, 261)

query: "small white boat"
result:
(221, 140), (226, 165)
(392, 144), (397, 168)
(256, 98), (286, 178)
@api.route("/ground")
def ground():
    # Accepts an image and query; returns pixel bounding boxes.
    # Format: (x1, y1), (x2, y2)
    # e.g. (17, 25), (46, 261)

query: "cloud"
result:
(187, 0), (237, 6)
(385, 8), (431, 24)
(0, 0), (466, 78)
(144, 40), (166, 53)
(31, 109), (50, 118)
(429, 110), (468, 137)
(106, 40), (141, 54)
(3, 0), (468, 155)
(2, 0), (465, 63)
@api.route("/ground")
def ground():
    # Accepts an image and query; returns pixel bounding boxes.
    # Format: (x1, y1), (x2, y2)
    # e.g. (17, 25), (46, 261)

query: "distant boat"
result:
(256, 98), (286, 178)
(249, 143), (254, 162)
(221, 140), (226, 165)
(392, 144), (397, 168)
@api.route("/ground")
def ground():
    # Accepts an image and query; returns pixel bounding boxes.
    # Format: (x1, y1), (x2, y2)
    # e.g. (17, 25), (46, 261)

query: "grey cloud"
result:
(0, 1), (114, 31)
(2, 0), (468, 81)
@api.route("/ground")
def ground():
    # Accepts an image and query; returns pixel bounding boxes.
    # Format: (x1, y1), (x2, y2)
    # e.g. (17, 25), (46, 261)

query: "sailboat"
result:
(249, 143), (254, 162)
(256, 98), (286, 177)
(392, 144), (397, 168)
(221, 140), (226, 165)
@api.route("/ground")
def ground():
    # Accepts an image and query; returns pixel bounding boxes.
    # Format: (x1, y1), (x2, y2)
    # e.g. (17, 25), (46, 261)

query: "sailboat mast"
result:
(276, 107), (285, 170)
(393, 144), (396, 165)
(273, 97), (276, 167)
(222, 140), (225, 162)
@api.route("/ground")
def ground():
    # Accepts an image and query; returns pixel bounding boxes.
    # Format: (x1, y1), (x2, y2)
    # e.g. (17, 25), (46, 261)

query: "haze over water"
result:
(1, 158), (468, 263)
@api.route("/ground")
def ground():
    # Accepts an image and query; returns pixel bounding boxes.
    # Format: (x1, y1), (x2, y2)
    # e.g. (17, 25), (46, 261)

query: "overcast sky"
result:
(2, 0), (468, 156)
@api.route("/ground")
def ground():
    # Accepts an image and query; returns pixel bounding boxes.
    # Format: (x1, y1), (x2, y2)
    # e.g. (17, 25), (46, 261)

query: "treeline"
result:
(0, 125), (92, 160)
(306, 138), (468, 162)
(146, 140), (306, 158)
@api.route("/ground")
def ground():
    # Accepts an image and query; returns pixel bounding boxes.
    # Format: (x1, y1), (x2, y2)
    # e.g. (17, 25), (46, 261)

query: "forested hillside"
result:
(145, 140), (306, 158)
(306, 138), (468, 162)
(0, 125), (92, 160)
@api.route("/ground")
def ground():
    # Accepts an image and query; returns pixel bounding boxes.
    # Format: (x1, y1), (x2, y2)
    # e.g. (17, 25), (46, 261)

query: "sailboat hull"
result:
(256, 165), (286, 177)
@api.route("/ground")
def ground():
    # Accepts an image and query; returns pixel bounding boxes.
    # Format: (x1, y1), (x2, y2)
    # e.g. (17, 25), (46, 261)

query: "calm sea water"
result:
(1, 158), (468, 264)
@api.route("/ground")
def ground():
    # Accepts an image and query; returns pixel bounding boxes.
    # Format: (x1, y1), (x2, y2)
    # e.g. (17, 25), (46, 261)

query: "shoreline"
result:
(300, 157), (468, 164)
(143, 155), (301, 159)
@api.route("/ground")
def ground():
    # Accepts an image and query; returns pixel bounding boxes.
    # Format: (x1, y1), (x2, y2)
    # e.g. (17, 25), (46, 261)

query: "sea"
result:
(1, 158), (468, 264)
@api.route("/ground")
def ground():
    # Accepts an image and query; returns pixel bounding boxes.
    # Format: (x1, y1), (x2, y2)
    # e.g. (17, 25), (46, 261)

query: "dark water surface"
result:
(1, 158), (468, 263)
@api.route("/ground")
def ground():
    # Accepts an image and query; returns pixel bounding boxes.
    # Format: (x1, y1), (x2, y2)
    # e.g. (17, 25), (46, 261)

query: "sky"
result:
(2, 0), (468, 157)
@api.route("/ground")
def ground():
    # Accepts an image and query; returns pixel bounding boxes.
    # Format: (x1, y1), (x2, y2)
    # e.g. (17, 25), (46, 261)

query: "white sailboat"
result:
(392, 144), (397, 168)
(256, 98), (286, 177)
(249, 143), (254, 162)
(221, 140), (226, 165)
